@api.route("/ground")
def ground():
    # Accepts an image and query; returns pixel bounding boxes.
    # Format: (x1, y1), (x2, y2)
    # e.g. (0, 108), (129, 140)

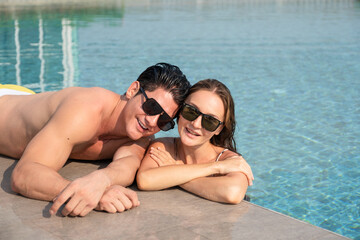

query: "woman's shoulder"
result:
(214, 147), (240, 161)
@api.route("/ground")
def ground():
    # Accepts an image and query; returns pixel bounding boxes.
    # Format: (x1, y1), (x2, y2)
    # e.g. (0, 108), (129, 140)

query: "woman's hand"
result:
(149, 147), (183, 167)
(217, 156), (254, 186)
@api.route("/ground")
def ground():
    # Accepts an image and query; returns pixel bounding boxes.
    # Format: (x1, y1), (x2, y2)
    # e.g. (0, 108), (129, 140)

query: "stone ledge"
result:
(0, 155), (349, 239)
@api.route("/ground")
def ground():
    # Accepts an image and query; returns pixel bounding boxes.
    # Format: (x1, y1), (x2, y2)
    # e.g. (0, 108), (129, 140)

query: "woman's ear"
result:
(214, 124), (224, 136)
(125, 81), (140, 99)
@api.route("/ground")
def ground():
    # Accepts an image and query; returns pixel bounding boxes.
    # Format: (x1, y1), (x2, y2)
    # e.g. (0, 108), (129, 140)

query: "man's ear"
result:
(125, 81), (140, 99)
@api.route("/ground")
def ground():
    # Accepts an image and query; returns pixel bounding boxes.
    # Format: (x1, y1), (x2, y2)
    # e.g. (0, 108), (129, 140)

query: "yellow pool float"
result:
(0, 84), (35, 95)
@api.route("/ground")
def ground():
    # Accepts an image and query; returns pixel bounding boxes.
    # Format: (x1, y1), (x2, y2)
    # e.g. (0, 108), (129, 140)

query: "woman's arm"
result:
(136, 148), (220, 190)
(136, 141), (253, 192)
(179, 172), (248, 204)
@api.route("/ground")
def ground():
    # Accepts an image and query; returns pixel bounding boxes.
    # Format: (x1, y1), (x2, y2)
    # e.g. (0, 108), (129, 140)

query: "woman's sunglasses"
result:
(139, 87), (175, 131)
(180, 103), (223, 132)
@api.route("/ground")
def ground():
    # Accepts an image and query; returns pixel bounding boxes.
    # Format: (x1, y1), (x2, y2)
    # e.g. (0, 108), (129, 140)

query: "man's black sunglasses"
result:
(139, 87), (175, 131)
(180, 103), (223, 132)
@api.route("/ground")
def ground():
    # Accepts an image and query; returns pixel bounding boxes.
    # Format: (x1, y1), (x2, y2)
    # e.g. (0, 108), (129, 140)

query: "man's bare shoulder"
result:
(150, 137), (177, 151)
(127, 136), (153, 149)
(45, 87), (120, 140)
(151, 137), (175, 144)
(57, 87), (118, 105)
(53, 87), (120, 118)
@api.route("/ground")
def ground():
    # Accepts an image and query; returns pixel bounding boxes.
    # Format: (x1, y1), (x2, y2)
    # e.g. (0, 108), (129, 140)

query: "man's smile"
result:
(138, 119), (149, 131)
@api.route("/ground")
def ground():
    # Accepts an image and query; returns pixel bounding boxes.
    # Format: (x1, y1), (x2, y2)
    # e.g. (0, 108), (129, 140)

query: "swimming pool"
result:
(1, 0), (359, 238)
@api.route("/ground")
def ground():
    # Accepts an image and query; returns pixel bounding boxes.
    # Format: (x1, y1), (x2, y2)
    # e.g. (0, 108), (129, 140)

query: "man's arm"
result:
(50, 137), (151, 216)
(94, 138), (151, 213)
(11, 95), (115, 218)
(10, 126), (72, 200)
(11, 99), (102, 201)
(102, 137), (151, 187)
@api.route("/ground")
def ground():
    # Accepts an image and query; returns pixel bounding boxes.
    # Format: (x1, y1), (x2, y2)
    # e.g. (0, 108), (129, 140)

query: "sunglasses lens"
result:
(181, 104), (199, 121)
(140, 89), (174, 131)
(142, 99), (163, 115)
(202, 115), (221, 132)
(158, 114), (175, 131)
(182, 104), (221, 132)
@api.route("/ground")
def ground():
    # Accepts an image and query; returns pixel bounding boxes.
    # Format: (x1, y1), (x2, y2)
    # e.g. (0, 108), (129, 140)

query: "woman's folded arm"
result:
(179, 172), (248, 204)
(136, 161), (219, 191)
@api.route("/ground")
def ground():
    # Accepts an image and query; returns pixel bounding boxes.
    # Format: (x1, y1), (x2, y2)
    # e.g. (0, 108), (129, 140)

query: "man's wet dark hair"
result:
(136, 63), (191, 105)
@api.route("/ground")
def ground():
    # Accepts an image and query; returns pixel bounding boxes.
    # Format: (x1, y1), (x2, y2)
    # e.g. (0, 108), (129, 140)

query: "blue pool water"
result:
(1, 0), (359, 238)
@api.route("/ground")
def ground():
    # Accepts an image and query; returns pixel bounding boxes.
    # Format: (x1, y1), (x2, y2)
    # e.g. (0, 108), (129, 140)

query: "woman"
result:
(136, 79), (254, 204)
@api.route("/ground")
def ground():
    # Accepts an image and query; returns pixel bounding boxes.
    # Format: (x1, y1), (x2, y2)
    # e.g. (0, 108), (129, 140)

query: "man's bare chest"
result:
(70, 136), (131, 160)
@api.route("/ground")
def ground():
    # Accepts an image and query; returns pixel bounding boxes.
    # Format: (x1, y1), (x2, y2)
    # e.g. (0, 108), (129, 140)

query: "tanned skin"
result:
(0, 81), (178, 216)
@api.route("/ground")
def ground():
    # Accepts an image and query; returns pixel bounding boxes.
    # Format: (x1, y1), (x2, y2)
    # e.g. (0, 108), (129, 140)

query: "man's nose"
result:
(145, 114), (160, 128)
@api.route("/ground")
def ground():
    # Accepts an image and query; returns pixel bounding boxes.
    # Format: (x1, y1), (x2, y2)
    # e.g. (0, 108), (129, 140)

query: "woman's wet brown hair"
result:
(187, 79), (237, 152)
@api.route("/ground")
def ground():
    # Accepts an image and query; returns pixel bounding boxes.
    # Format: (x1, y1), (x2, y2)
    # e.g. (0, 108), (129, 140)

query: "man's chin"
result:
(126, 128), (142, 140)
(140, 131), (156, 138)
(128, 130), (151, 140)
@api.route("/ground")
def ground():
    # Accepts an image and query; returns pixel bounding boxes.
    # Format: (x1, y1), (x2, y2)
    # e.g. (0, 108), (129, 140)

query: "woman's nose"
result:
(191, 115), (202, 129)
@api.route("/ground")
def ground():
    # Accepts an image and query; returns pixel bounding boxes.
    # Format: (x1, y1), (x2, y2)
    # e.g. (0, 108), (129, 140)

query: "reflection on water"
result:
(0, 1), (359, 239)
(0, 1), (125, 92)
(2, 17), (77, 91)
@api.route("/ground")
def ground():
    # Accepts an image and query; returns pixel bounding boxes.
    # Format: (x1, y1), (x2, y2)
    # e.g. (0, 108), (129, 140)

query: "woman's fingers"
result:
(150, 147), (167, 159)
(149, 147), (176, 166)
(237, 158), (254, 186)
(221, 156), (254, 186)
(150, 152), (164, 166)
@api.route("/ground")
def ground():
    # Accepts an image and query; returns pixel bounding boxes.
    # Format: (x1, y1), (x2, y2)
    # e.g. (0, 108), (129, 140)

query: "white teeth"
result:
(138, 120), (148, 130)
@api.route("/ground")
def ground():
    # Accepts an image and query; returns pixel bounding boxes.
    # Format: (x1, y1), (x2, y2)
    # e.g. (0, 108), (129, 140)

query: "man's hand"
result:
(95, 185), (140, 213)
(49, 170), (111, 217)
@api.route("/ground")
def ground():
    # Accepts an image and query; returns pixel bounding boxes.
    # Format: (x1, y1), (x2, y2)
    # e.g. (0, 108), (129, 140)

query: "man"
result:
(0, 63), (190, 217)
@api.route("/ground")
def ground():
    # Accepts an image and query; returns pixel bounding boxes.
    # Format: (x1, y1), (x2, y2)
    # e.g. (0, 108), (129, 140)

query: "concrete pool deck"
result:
(0, 155), (349, 240)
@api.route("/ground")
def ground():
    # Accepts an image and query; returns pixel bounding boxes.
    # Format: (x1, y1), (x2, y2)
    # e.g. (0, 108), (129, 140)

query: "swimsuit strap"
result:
(215, 149), (228, 162)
